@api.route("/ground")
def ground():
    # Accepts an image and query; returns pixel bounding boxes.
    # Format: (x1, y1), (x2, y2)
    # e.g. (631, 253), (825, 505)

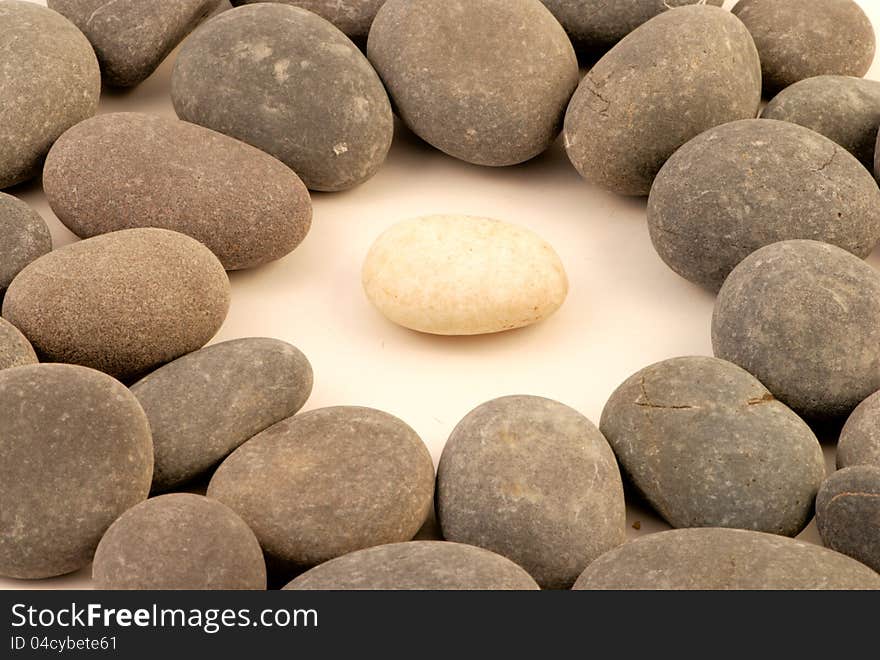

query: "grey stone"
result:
(0, 364), (152, 579)
(437, 395), (625, 589)
(44, 112), (312, 271)
(0, 193), (51, 295)
(207, 407), (435, 573)
(92, 493), (266, 590)
(2, 228), (230, 382)
(564, 5), (761, 196)
(816, 466), (880, 573)
(131, 338), (313, 493)
(48, 0), (222, 87)
(733, 0), (876, 95)
(284, 542), (540, 591)
(172, 3), (393, 192)
(209, 0), (231, 17)
(713, 240), (880, 421)
(0, 317), (36, 371)
(762, 76), (880, 172)
(573, 528), (880, 590)
(601, 356), (825, 537)
(648, 119), (880, 291)
(0, 1), (100, 189)
(231, 0), (385, 42)
(838, 391), (880, 469)
(367, 0), (578, 167)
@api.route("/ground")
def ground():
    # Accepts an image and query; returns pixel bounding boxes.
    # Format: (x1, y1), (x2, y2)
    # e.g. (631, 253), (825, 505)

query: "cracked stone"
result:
(815, 466), (880, 573)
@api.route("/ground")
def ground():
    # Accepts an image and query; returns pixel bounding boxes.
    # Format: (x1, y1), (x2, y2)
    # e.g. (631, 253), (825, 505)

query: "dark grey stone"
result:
(573, 528), (880, 590)
(284, 541), (539, 590)
(563, 5), (761, 196)
(0, 193), (51, 295)
(0, 317), (36, 371)
(44, 112), (312, 271)
(207, 407), (435, 573)
(92, 493), (266, 590)
(131, 338), (313, 493)
(0, 364), (153, 579)
(0, 1), (100, 189)
(733, 0), (876, 95)
(648, 119), (880, 291)
(231, 0), (385, 42)
(47, 0), (222, 88)
(436, 395), (625, 589)
(2, 228), (230, 382)
(713, 240), (880, 421)
(172, 3), (393, 192)
(816, 466), (880, 573)
(600, 356), (825, 537)
(367, 0), (578, 167)
(838, 391), (880, 469)
(762, 76), (880, 172)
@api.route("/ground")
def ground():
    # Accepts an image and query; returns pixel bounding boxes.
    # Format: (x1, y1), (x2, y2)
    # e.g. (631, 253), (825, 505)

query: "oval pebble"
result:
(0, 1), (100, 189)
(648, 119), (880, 291)
(368, 0), (578, 166)
(47, 0), (221, 87)
(601, 356), (825, 537)
(0, 193), (51, 296)
(172, 3), (393, 192)
(838, 391), (880, 469)
(231, 0), (385, 41)
(713, 240), (880, 421)
(437, 396), (626, 589)
(207, 406), (435, 573)
(284, 542), (539, 591)
(362, 215), (568, 335)
(2, 228), (230, 382)
(44, 112), (312, 271)
(816, 466), (880, 573)
(573, 528), (880, 590)
(92, 494), (266, 590)
(131, 338), (314, 492)
(0, 364), (152, 579)
(0, 317), (36, 371)
(733, 0), (876, 95)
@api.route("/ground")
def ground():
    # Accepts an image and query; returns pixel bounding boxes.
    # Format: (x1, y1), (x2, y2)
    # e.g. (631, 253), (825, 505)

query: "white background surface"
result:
(4, 0), (880, 589)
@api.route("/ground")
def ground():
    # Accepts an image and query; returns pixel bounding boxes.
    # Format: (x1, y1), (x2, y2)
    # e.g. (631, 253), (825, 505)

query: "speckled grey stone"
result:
(573, 528), (880, 590)
(0, 1), (100, 189)
(172, 3), (393, 192)
(733, 0), (876, 95)
(540, 0), (723, 55)
(207, 407), (435, 573)
(564, 5), (761, 196)
(437, 396), (625, 589)
(44, 113), (312, 271)
(132, 338), (313, 493)
(648, 119), (880, 291)
(231, 0), (384, 41)
(93, 494), (266, 590)
(762, 76), (880, 172)
(816, 466), (880, 573)
(47, 0), (222, 88)
(713, 240), (880, 421)
(0, 193), (51, 296)
(0, 317), (36, 371)
(0, 364), (153, 579)
(368, 0), (578, 167)
(600, 357), (825, 537)
(838, 391), (880, 469)
(2, 228), (230, 382)
(284, 541), (539, 591)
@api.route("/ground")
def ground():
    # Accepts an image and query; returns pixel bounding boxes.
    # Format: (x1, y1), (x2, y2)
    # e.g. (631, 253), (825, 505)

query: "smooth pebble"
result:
(815, 466), (880, 573)
(231, 0), (385, 41)
(0, 317), (36, 371)
(838, 391), (880, 469)
(0, 193), (51, 296)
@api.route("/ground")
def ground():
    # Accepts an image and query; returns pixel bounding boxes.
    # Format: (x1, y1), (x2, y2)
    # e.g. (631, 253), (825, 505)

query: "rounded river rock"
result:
(44, 112), (312, 271)
(573, 528), (880, 590)
(0, 193), (51, 296)
(0, 317), (36, 371)
(437, 396), (626, 589)
(92, 494), (267, 590)
(132, 338), (313, 492)
(172, 3), (393, 192)
(0, 1), (100, 189)
(713, 240), (880, 421)
(0, 364), (153, 579)
(284, 542), (540, 591)
(368, 0), (578, 167)
(838, 391), (880, 469)
(2, 228), (230, 382)
(207, 407), (435, 572)
(564, 5), (760, 196)
(816, 466), (880, 573)
(648, 119), (880, 291)
(231, 0), (385, 42)
(600, 356), (825, 537)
